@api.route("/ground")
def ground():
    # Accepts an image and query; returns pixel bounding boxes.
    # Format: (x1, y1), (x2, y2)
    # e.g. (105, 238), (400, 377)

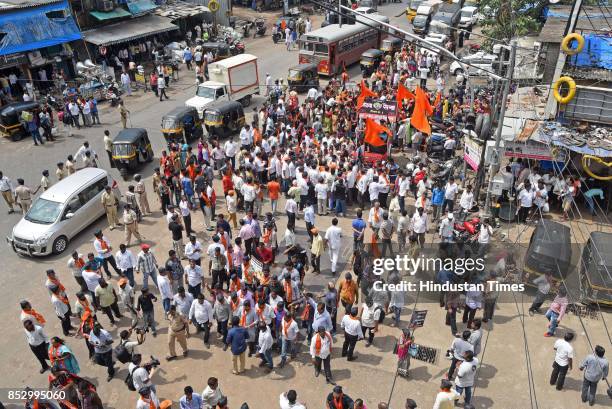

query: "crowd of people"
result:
(6, 14), (609, 409)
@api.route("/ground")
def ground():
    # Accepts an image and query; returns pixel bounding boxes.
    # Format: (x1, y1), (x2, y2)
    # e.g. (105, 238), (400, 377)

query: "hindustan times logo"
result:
(372, 255), (486, 276)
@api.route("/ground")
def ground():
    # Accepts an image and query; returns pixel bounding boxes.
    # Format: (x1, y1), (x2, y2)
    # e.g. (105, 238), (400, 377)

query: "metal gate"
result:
(563, 85), (612, 125)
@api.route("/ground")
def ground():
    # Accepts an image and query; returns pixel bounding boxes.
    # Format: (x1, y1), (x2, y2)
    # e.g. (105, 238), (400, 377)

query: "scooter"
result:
(253, 18), (266, 38)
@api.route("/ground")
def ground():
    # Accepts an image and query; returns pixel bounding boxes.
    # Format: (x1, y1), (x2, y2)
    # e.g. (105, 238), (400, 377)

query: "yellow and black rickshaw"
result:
(522, 219), (573, 286)
(0, 101), (40, 141)
(161, 106), (202, 148)
(360, 48), (384, 76)
(111, 128), (154, 180)
(380, 37), (402, 55)
(579, 232), (612, 306)
(200, 42), (232, 61)
(287, 63), (320, 92)
(203, 100), (245, 139)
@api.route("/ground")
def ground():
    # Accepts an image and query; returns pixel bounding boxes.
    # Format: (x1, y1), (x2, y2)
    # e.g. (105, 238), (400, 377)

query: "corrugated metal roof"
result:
(154, 1), (210, 20)
(0, 0), (60, 10)
(538, 6), (612, 43)
(82, 14), (178, 46)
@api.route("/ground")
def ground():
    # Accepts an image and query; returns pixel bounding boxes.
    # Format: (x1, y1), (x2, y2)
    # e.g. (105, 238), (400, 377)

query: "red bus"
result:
(298, 18), (387, 76)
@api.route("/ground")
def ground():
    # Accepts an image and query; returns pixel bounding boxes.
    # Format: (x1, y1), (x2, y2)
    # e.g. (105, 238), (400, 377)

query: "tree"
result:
(477, 0), (549, 43)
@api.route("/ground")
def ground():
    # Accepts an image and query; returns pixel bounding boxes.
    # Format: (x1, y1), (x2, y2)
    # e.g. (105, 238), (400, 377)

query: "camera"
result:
(144, 355), (161, 371)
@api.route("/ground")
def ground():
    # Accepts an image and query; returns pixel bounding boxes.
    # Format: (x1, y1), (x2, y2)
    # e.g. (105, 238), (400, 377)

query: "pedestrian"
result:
(168, 213), (185, 259)
(360, 297), (381, 347)
(49, 284), (73, 336)
(341, 306), (362, 361)
(579, 345), (609, 406)
(157, 268), (174, 317)
(48, 336), (80, 374)
(134, 174), (151, 215)
(337, 273), (358, 314)
(280, 390), (306, 409)
(528, 272), (552, 315)
(93, 229), (121, 278)
(89, 322), (116, 381)
(544, 287), (568, 337)
(101, 186), (120, 230)
(447, 330), (473, 379)
(257, 321), (274, 371)
(550, 332), (575, 390)
(324, 218), (342, 275)
(123, 203), (142, 246)
(167, 304), (190, 361)
(158, 75), (168, 101)
(0, 170), (15, 213)
(94, 278), (123, 325)
(433, 379), (459, 409)
(201, 377), (223, 409)
(226, 315), (249, 374)
(180, 385), (202, 409)
(118, 101), (129, 129)
(185, 258), (203, 299)
(189, 293), (214, 347)
(136, 386), (160, 409)
(121, 70), (131, 96)
(14, 178), (32, 213)
(137, 243), (159, 290)
(23, 319), (50, 373)
(454, 350), (478, 406)
(310, 326), (334, 384)
(326, 385), (353, 409)
(310, 227), (324, 274)
(136, 287), (158, 336)
(185, 234), (203, 266)
(116, 243), (136, 287)
(279, 312), (299, 368)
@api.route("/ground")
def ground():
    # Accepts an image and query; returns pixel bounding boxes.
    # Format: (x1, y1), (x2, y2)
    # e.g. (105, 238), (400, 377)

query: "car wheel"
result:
(241, 95), (252, 107)
(11, 132), (23, 142)
(52, 236), (69, 255)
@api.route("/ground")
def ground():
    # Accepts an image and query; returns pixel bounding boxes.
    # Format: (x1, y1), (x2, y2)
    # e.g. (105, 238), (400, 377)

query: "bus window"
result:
(315, 43), (329, 55)
(330, 45), (336, 65)
(301, 42), (314, 52)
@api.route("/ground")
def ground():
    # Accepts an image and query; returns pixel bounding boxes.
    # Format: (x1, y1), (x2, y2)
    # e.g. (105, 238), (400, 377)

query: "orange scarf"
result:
(243, 262), (253, 284)
(56, 293), (69, 306)
(79, 298), (92, 315)
(230, 299), (239, 312)
(220, 234), (228, 250)
(75, 257), (85, 269)
(260, 275), (270, 286)
(49, 277), (65, 293)
(283, 318), (293, 337)
(227, 251), (233, 268)
(98, 238), (109, 251)
(79, 310), (94, 338)
(48, 344), (62, 363)
(373, 209), (380, 223)
(240, 309), (249, 327)
(256, 305), (265, 321)
(284, 281), (293, 303)
(300, 303), (312, 321)
(23, 308), (46, 325)
(139, 397), (157, 409)
(314, 332), (331, 355)
(230, 278), (241, 292)
(333, 395), (345, 409)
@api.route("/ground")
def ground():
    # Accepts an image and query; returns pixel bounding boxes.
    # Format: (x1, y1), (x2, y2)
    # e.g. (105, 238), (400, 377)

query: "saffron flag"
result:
(410, 86), (434, 135)
(357, 79), (377, 110)
(364, 118), (391, 147)
(433, 91), (441, 107)
(396, 83), (415, 106)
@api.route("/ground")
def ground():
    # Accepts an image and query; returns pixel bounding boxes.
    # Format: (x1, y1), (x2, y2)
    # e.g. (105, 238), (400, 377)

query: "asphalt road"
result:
(1, 4), (610, 409)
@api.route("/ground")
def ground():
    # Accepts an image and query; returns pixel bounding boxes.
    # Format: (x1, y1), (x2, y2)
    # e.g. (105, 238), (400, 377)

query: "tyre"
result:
(52, 235), (69, 255)
(120, 167), (128, 181)
(241, 95), (252, 107)
(145, 149), (154, 163)
(11, 132), (23, 142)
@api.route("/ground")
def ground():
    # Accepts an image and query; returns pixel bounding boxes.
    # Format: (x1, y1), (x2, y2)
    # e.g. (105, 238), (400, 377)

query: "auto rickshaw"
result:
(199, 42), (232, 61)
(579, 232), (612, 306)
(0, 101), (40, 141)
(523, 219), (572, 284)
(203, 100), (245, 139)
(360, 49), (384, 76)
(111, 128), (154, 180)
(161, 106), (202, 148)
(287, 63), (320, 92)
(380, 37), (402, 55)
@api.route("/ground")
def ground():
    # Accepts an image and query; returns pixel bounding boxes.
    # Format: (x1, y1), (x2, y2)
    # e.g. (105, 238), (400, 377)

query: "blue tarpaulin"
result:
(0, 0), (81, 56)
(126, 0), (158, 16)
(569, 34), (612, 70)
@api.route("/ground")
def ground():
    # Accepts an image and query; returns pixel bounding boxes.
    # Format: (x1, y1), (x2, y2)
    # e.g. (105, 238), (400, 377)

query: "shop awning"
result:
(0, 0), (82, 56)
(82, 14), (178, 46)
(90, 8), (132, 21)
(126, 0), (158, 16)
(154, 1), (211, 20)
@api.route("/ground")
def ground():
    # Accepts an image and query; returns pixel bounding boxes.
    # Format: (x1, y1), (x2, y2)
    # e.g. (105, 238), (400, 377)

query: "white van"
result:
(7, 168), (121, 256)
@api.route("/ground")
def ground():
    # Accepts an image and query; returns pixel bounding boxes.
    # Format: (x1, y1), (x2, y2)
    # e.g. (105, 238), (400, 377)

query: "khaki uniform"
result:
(123, 209), (142, 245)
(168, 313), (189, 357)
(56, 167), (67, 181)
(135, 181), (151, 214)
(14, 185), (32, 213)
(101, 191), (119, 229)
(152, 174), (162, 202)
(65, 160), (76, 175)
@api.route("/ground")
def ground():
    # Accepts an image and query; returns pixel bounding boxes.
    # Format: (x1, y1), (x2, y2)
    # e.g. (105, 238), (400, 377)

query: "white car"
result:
(459, 6), (478, 28)
(424, 32), (447, 46)
(449, 51), (498, 76)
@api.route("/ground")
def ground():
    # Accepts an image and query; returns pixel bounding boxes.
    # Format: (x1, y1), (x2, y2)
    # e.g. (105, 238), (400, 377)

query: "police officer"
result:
(134, 174), (151, 215)
(101, 185), (120, 230)
(14, 178), (32, 213)
(123, 203), (142, 247)
(126, 185), (142, 222)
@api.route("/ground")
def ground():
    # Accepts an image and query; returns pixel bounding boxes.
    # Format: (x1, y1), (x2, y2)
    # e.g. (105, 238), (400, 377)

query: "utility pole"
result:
(338, 0), (342, 26)
(482, 39), (517, 217)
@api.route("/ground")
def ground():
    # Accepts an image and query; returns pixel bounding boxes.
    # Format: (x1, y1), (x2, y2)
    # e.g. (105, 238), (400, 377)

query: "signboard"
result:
(409, 310), (428, 328)
(134, 73), (147, 91)
(503, 140), (563, 161)
(0, 53), (28, 69)
(359, 99), (397, 122)
(463, 136), (481, 171)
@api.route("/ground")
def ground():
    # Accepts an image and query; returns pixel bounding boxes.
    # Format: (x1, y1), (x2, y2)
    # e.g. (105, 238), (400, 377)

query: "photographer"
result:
(116, 328), (145, 366)
(88, 322), (115, 382)
(128, 353), (157, 393)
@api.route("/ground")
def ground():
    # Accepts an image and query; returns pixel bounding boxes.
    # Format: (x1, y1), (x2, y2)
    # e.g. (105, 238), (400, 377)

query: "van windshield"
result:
(25, 198), (62, 224)
(196, 86), (217, 99)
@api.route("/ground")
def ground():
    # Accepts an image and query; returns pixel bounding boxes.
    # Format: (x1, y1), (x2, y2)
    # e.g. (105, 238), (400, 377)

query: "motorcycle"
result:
(453, 216), (481, 242)
(229, 40), (245, 55)
(253, 18), (266, 38)
(42, 94), (62, 110)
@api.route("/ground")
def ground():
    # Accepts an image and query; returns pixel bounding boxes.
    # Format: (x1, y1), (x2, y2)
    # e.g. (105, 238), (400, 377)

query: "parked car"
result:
(432, 3), (461, 27)
(7, 168), (121, 256)
(449, 51), (498, 76)
(459, 6), (478, 28)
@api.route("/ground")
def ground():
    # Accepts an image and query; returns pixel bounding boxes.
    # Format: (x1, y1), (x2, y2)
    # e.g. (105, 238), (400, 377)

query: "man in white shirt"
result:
(310, 326), (334, 384)
(340, 306), (362, 361)
(360, 298), (381, 347)
(324, 218), (342, 276)
(285, 196), (298, 232)
(23, 319), (50, 373)
(477, 218), (493, 258)
(115, 244), (136, 287)
(410, 207), (428, 248)
(442, 176), (458, 214)
(368, 201), (384, 235)
(189, 293), (214, 347)
(223, 138), (238, 168)
(257, 321), (274, 370)
(433, 379), (460, 409)
(454, 350), (479, 406)
(280, 390), (307, 409)
(50, 285), (73, 336)
(173, 287), (194, 317)
(551, 332), (575, 390)
(517, 181), (535, 223)
(156, 269), (173, 316)
(398, 173), (411, 213)
(184, 235), (202, 266)
(184, 259), (203, 299)
(280, 312), (299, 368)
(368, 176), (385, 205)
(315, 177), (329, 215)
(438, 211), (454, 243)
(458, 185), (474, 221)
(239, 125), (253, 149)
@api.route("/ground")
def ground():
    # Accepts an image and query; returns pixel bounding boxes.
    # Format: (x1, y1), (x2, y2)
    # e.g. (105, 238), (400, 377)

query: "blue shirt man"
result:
(183, 49), (193, 62)
(312, 303), (333, 332)
(432, 186), (445, 206)
(179, 386), (202, 409)
(352, 213), (366, 240)
(226, 317), (249, 355)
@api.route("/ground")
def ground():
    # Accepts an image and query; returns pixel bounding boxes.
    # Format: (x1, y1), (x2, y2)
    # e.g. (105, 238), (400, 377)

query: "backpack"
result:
(114, 340), (132, 364)
(124, 366), (137, 391)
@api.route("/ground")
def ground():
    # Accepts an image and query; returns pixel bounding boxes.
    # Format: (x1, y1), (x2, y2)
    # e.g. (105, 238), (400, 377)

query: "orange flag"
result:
(396, 83), (415, 107)
(357, 80), (377, 110)
(364, 118), (391, 147)
(433, 91), (441, 107)
(410, 86), (433, 135)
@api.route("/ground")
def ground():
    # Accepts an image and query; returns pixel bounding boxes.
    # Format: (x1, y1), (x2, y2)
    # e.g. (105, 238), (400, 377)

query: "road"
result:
(1, 3), (610, 409)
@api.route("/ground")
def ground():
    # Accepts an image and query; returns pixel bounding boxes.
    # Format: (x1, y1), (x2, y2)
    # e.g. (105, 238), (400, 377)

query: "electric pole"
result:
(483, 39), (517, 217)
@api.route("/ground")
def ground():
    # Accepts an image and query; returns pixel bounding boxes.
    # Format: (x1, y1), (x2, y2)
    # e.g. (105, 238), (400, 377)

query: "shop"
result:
(154, 1), (212, 35)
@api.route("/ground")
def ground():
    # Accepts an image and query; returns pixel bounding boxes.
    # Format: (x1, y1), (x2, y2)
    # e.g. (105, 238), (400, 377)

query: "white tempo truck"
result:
(186, 54), (260, 117)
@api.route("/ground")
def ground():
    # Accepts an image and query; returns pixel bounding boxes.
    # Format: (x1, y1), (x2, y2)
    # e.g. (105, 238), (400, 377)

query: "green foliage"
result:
(477, 0), (548, 43)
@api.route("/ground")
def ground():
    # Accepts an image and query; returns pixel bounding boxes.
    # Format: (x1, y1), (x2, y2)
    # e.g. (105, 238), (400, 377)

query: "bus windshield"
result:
(314, 43), (329, 56)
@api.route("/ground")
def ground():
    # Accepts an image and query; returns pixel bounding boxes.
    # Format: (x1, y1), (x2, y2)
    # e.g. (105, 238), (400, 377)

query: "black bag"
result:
(125, 367), (136, 391)
(114, 341), (132, 364)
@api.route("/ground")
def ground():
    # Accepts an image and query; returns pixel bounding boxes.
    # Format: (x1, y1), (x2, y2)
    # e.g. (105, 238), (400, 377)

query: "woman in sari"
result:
(396, 328), (414, 378)
(48, 337), (80, 375)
